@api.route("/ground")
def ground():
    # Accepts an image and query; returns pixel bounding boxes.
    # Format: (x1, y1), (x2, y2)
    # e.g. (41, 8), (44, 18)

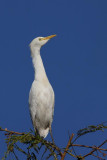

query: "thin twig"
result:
(13, 150), (19, 160)
(92, 153), (104, 160)
(45, 141), (63, 156)
(50, 144), (62, 156)
(0, 128), (24, 135)
(99, 149), (107, 157)
(61, 133), (74, 160)
(83, 140), (107, 158)
(72, 144), (107, 151)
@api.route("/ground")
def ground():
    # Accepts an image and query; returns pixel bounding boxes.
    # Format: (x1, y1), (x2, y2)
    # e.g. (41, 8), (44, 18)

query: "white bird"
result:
(29, 35), (56, 139)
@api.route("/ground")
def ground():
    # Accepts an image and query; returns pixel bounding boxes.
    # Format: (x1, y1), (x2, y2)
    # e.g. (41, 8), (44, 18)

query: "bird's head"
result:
(29, 35), (56, 54)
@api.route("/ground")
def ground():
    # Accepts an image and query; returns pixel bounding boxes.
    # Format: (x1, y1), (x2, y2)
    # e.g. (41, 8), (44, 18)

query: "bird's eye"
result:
(39, 38), (42, 41)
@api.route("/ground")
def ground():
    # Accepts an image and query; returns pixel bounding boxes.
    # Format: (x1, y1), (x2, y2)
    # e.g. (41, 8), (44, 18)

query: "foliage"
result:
(0, 123), (107, 160)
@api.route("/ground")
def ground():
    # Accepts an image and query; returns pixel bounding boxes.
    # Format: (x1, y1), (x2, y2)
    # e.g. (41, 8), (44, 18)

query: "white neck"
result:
(31, 48), (48, 83)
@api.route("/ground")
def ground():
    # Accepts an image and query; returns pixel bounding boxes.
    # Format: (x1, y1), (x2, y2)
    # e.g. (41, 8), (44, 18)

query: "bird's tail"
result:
(39, 128), (49, 138)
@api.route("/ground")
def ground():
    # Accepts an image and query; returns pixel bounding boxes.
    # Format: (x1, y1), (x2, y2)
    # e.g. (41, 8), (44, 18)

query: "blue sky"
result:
(0, 0), (107, 159)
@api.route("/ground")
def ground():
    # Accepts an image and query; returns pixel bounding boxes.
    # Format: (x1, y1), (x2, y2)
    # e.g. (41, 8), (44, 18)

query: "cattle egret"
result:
(29, 35), (56, 140)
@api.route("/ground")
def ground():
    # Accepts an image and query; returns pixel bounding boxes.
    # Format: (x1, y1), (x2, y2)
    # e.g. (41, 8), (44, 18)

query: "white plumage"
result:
(29, 35), (56, 138)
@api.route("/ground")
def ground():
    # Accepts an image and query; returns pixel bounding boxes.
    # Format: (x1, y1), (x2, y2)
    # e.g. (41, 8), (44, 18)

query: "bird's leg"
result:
(49, 126), (54, 144)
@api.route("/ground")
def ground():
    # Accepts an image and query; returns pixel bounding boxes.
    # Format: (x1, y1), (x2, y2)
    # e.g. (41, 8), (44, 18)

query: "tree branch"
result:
(72, 143), (107, 151)
(0, 125), (107, 160)
(83, 139), (107, 158)
(0, 128), (24, 135)
(61, 133), (74, 160)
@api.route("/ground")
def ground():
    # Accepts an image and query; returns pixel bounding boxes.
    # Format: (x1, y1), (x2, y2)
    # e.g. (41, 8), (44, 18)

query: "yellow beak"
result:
(40, 34), (56, 41)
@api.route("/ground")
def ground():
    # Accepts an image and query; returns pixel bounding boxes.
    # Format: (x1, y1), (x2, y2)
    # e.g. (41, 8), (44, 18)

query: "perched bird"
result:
(29, 35), (56, 139)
